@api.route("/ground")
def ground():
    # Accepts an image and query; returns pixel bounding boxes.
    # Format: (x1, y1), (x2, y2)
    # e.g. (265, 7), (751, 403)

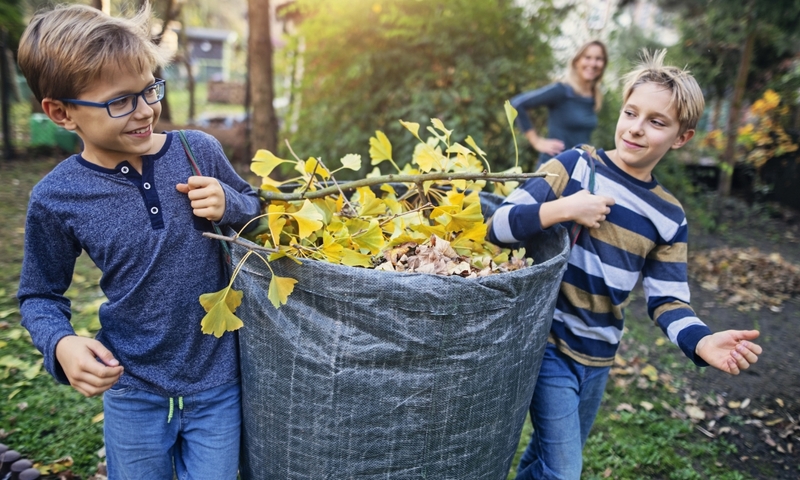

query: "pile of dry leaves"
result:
(375, 234), (530, 277)
(688, 247), (800, 311)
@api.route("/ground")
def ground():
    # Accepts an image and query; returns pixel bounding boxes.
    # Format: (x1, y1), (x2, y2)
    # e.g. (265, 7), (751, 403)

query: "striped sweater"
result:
(489, 146), (712, 367)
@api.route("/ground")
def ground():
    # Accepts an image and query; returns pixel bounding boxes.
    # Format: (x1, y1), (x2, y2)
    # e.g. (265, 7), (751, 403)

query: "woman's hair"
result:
(621, 49), (705, 134)
(18, 3), (171, 102)
(565, 40), (607, 112)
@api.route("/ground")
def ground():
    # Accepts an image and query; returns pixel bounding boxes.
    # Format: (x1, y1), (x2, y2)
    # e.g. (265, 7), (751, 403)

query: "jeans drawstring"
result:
(167, 396), (184, 423)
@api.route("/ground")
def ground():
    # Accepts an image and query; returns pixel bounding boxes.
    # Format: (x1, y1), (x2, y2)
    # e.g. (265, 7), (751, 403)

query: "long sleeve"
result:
(488, 149), (587, 246)
(510, 83), (567, 133)
(643, 222), (712, 366)
(18, 197), (81, 385)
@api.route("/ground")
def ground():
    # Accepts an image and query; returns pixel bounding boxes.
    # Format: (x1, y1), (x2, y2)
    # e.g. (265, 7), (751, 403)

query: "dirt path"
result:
(630, 199), (800, 479)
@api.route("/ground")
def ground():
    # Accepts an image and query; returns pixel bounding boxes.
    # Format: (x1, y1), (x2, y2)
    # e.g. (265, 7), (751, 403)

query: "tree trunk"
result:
(91, 0), (110, 14)
(1, 28), (14, 161)
(154, 0), (178, 123)
(247, 0), (279, 157)
(718, 29), (756, 197)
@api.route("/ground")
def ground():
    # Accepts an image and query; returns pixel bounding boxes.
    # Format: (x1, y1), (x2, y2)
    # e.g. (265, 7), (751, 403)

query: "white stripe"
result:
(492, 205), (519, 244)
(666, 316), (706, 344)
(506, 187), (537, 205)
(553, 311), (622, 344)
(594, 178), (680, 241)
(569, 244), (640, 290)
(643, 277), (691, 303)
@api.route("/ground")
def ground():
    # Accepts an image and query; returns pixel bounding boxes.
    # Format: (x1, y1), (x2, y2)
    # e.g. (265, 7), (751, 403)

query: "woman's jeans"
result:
(515, 343), (610, 480)
(103, 379), (241, 480)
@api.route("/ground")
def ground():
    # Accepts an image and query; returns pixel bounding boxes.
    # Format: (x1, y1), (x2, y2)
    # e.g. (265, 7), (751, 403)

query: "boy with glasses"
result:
(16, 4), (260, 479)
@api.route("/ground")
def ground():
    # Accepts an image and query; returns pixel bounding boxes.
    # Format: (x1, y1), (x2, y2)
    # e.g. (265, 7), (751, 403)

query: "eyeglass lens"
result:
(108, 82), (165, 117)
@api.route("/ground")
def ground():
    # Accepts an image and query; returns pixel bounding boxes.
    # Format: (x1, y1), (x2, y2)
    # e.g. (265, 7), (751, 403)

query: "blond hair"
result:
(565, 40), (607, 112)
(621, 49), (705, 134)
(18, 3), (171, 102)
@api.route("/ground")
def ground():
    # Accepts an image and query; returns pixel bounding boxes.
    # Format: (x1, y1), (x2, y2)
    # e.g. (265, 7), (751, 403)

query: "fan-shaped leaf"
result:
(268, 275), (298, 308)
(369, 131), (393, 165)
(251, 150), (292, 178)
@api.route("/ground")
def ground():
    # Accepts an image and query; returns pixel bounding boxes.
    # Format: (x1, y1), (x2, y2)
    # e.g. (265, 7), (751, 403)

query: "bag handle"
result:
(177, 130), (233, 263)
(569, 145), (598, 247)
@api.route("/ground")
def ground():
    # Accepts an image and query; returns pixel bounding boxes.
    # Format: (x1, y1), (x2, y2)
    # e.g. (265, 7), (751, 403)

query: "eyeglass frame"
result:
(57, 79), (167, 118)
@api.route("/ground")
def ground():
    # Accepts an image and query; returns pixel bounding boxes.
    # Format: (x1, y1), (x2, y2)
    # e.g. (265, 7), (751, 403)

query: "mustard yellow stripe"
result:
(548, 334), (615, 367)
(653, 300), (694, 323)
(647, 242), (687, 263)
(540, 159), (570, 197)
(650, 184), (683, 207)
(560, 282), (624, 320)
(589, 223), (655, 257)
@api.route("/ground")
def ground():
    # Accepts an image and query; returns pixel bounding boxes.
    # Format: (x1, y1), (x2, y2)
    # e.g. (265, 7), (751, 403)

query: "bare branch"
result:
(258, 171), (550, 201)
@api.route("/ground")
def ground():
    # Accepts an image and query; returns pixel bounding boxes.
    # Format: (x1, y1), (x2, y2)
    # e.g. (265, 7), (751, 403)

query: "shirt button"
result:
(121, 166), (130, 174)
(143, 182), (151, 190)
(150, 206), (159, 215)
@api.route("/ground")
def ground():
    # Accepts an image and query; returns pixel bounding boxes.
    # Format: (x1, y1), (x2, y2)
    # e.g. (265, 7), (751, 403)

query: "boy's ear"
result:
(41, 99), (77, 131)
(671, 128), (695, 150)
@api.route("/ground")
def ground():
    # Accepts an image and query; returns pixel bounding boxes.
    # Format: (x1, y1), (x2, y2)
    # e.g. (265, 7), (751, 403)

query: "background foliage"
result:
(284, 0), (562, 177)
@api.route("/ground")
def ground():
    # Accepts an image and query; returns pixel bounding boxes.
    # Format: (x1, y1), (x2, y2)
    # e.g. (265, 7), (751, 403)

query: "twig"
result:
(203, 232), (277, 253)
(258, 171), (551, 202)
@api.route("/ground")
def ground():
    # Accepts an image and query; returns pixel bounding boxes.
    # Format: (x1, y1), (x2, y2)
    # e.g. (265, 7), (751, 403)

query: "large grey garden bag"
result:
(233, 193), (570, 480)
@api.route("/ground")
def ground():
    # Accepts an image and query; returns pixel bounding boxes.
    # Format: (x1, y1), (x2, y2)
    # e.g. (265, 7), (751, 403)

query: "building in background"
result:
(184, 27), (239, 82)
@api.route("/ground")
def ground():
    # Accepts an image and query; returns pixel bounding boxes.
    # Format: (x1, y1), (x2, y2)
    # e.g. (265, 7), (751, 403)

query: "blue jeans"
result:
(515, 343), (610, 480)
(103, 379), (241, 480)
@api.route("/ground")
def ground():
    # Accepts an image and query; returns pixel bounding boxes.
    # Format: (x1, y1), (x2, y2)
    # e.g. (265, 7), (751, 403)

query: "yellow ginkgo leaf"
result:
(199, 287), (243, 313)
(447, 201), (484, 231)
(465, 135), (487, 157)
(267, 204), (287, 246)
(431, 118), (452, 139)
(340, 249), (374, 268)
(399, 120), (421, 140)
(251, 150), (292, 179)
(340, 153), (362, 171)
(288, 199), (324, 239)
(504, 100), (518, 127)
(369, 130), (393, 165)
(353, 186), (386, 217)
(319, 231), (345, 263)
(268, 275), (298, 309)
(413, 142), (440, 173)
(304, 157), (330, 179)
(199, 287), (244, 338)
(352, 219), (385, 254)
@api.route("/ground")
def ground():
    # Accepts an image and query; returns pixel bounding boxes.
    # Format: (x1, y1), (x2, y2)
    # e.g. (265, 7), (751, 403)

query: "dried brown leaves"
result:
(689, 247), (800, 311)
(375, 235), (530, 278)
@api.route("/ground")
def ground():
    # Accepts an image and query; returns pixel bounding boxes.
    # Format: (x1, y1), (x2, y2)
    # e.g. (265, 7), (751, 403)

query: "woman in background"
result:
(511, 40), (607, 169)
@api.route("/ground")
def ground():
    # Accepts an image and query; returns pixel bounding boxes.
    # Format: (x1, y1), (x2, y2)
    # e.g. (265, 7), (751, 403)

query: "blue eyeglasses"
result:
(59, 79), (166, 118)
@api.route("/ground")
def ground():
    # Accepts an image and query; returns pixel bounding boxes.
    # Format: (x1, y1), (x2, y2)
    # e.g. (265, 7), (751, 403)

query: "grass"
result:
(1, 157), (106, 476)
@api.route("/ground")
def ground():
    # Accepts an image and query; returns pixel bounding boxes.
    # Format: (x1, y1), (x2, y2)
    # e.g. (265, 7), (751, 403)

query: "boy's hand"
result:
(695, 330), (762, 375)
(540, 189), (615, 230)
(55, 335), (124, 397)
(176, 176), (226, 222)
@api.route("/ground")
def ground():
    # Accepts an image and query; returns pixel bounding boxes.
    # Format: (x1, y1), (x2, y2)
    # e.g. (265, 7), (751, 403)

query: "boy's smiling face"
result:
(607, 81), (694, 181)
(56, 66), (163, 169)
